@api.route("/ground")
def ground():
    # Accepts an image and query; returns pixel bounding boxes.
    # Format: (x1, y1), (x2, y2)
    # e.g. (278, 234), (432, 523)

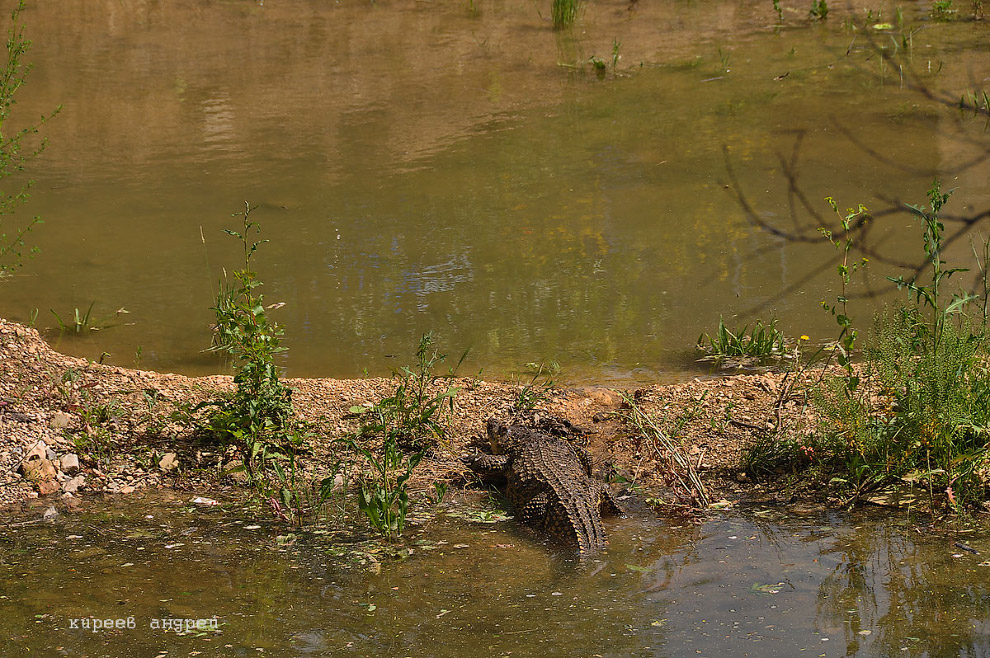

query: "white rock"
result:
(158, 452), (179, 472)
(59, 453), (80, 475)
(51, 412), (73, 429)
(62, 475), (85, 493)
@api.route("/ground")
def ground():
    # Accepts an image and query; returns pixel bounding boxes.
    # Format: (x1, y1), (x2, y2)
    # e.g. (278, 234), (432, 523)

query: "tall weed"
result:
(206, 203), (298, 478)
(807, 182), (990, 509)
(0, 0), (60, 276)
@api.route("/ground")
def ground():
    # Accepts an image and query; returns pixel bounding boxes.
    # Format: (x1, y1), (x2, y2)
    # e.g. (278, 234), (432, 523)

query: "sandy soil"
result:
(0, 317), (813, 512)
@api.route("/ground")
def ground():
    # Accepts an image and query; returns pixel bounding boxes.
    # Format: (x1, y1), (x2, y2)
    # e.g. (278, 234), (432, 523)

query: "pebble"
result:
(59, 453), (80, 475)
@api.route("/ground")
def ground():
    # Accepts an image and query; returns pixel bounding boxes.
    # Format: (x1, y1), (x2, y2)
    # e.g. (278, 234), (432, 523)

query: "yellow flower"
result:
(800, 335), (810, 341)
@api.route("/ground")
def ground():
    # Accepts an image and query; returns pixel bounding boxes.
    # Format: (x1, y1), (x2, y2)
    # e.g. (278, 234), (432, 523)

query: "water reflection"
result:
(1, 1), (989, 380)
(1, 497), (990, 656)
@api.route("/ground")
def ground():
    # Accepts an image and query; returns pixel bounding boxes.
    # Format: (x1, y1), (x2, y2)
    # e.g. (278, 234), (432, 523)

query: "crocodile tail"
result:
(547, 492), (607, 556)
(598, 482), (624, 517)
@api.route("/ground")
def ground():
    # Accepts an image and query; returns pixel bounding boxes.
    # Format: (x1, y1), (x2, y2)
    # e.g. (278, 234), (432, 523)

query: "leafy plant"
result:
(772, 0), (784, 23)
(429, 480), (449, 506)
(205, 202), (298, 478)
(343, 428), (425, 540)
(356, 332), (462, 452)
(267, 457), (346, 528)
(808, 181), (990, 509)
(697, 317), (786, 362)
(72, 426), (116, 472)
(589, 55), (607, 79)
(342, 333), (464, 537)
(809, 0), (828, 19)
(931, 0), (956, 19)
(819, 199), (871, 389)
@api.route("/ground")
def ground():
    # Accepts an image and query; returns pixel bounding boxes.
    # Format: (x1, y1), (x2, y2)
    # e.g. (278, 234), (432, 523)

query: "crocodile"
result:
(466, 416), (622, 556)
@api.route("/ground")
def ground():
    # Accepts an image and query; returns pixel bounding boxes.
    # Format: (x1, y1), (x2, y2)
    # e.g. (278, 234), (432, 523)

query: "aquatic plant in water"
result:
(697, 317), (786, 363)
(551, 0), (579, 28)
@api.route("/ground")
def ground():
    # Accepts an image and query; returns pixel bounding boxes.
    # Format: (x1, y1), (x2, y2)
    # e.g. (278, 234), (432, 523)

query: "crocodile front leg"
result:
(468, 453), (510, 474)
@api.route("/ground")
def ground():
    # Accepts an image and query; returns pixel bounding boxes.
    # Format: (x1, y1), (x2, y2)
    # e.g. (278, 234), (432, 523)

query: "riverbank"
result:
(1, 317), (813, 512)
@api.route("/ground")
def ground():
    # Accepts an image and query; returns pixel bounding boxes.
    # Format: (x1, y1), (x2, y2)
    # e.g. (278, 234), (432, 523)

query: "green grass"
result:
(50, 302), (96, 334)
(551, 0), (579, 28)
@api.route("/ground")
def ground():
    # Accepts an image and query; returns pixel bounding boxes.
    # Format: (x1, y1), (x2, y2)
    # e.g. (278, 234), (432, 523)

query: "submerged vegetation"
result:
(551, 0), (579, 29)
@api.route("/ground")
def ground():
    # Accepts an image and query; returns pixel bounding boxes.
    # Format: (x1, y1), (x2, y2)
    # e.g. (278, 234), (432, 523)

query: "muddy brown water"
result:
(2, 492), (989, 657)
(0, 0), (988, 381)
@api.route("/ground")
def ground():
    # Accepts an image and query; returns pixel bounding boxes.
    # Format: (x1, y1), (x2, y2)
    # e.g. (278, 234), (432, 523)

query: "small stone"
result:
(20, 443), (57, 485)
(51, 412), (73, 429)
(159, 452), (179, 472)
(119, 485), (135, 494)
(59, 453), (80, 475)
(42, 506), (58, 522)
(37, 479), (60, 495)
(45, 448), (57, 461)
(62, 475), (85, 493)
(736, 472), (749, 483)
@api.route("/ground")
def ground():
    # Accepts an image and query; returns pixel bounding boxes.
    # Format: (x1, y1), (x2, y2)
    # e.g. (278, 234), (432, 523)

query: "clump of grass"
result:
(514, 359), (560, 411)
(551, 0), (579, 28)
(344, 333), (463, 539)
(697, 317), (786, 363)
(931, 0), (957, 20)
(50, 302), (96, 334)
(809, 0), (828, 19)
(49, 303), (129, 334)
